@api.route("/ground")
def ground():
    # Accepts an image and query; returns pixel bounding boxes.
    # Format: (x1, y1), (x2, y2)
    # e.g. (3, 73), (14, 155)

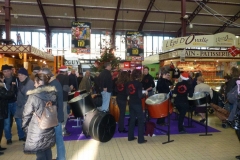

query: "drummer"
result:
(127, 69), (148, 144)
(156, 69), (172, 125)
(141, 67), (155, 97)
(173, 72), (193, 134)
(116, 71), (130, 133)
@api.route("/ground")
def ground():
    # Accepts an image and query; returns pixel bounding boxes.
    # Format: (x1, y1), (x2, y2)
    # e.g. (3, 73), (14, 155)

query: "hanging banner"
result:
(126, 31), (144, 60)
(71, 22), (91, 54)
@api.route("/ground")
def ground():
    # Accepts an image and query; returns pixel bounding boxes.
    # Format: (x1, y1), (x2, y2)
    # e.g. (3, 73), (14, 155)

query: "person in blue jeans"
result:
(40, 68), (66, 160)
(2, 65), (25, 145)
(99, 62), (113, 111)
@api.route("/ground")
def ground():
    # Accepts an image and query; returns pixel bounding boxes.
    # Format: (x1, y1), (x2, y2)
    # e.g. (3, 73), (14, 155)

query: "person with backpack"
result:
(22, 73), (57, 160)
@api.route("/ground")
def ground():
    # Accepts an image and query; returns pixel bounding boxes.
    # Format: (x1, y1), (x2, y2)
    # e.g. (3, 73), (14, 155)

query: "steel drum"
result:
(145, 93), (173, 118)
(68, 93), (96, 118)
(83, 110), (116, 142)
(68, 90), (87, 102)
(188, 92), (211, 106)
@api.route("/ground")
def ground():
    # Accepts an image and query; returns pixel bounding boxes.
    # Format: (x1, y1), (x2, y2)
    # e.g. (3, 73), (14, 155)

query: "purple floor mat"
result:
(63, 113), (220, 141)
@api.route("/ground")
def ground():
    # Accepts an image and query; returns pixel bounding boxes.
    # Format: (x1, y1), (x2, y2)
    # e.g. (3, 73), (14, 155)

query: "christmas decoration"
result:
(90, 32), (121, 72)
(228, 46), (240, 57)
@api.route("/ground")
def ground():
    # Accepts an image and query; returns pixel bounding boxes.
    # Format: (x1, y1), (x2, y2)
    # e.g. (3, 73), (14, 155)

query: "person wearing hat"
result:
(56, 65), (73, 136)
(30, 66), (41, 81)
(173, 72), (193, 134)
(15, 68), (34, 141)
(1, 65), (20, 145)
(39, 68), (66, 160)
(0, 71), (16, 155)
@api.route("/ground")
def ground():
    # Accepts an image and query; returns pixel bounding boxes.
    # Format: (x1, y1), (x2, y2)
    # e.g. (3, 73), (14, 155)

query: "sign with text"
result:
(126, 31), (144, 57)
(162, 32), (237, 51)
(159, 49), (240, 60)
(71, 22), (91, 54)
(64, 60), (81, 65)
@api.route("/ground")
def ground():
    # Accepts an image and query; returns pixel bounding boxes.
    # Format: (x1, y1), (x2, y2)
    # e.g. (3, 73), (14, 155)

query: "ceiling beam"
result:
(73, 0), (77, 21)
(36, 0), (50, 48)
(1, 2), (236, 18)
(138, 0), (155, 31)
(214, 10), (240, 34)
(177, 0), (209, 37)
(111, 0), (122, 46)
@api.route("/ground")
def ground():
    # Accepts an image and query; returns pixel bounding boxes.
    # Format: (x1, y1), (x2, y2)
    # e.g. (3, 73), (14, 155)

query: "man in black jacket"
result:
(2, 65), (23, 145)
(99, 62), (112, 111)
(156, 70), (172, 125)
(141, 67), (155, 97)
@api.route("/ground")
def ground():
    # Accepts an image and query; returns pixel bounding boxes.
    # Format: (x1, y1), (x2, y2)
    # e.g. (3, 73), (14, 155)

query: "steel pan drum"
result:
(68, 93), (96, 118)
(68, 90), (87, 101)
(145, 93), (173, 118)
(83, 110), (116, 142)
(188, 92), (211, 106)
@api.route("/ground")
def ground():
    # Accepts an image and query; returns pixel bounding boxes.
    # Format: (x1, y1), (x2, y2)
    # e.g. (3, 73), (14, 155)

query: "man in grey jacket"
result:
(16, 68), (34, 142)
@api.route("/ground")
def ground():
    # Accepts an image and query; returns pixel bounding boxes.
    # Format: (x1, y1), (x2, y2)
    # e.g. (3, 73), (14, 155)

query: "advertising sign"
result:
(71, 22), (91, 54)
(126, 31), (144, 59)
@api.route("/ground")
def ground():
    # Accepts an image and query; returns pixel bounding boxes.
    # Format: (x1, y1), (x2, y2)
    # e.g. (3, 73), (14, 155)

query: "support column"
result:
(54, 56), (57, 75)
(181, 0), (186, 37)
(4, 0), (11, 42)
(23, 53), (28, 69)
(61, 56), (64, 66)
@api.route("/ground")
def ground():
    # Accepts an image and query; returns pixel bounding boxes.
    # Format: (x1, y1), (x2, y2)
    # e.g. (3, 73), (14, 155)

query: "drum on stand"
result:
(145, 93), (173, 118)
(68, 90), (87, 102)
(109, 96), (120, 122)
(68, 93), (96, 118)
(83, 109), (116, 142)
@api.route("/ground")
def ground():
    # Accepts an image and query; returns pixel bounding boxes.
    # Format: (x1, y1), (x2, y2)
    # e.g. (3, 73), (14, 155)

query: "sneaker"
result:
(0, 152), (4, 155)
(19, 137), (26, 142)
(7, 139), (12, 145)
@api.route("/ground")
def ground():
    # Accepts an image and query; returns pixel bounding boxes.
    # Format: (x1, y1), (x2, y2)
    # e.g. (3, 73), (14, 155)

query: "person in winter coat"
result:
(173, 72), (193, 134)
(127, 69), (148, 144)
(22, 73), (57, 160)
(0, 72), (15, 155)
(116, 71), (130, 133)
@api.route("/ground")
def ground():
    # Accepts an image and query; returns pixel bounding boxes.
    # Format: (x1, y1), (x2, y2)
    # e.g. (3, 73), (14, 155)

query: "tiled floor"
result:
(1, 114), (240, 160)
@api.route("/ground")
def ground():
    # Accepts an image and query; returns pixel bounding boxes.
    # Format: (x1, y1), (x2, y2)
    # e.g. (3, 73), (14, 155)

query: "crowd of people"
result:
(0, 62), (240, 159)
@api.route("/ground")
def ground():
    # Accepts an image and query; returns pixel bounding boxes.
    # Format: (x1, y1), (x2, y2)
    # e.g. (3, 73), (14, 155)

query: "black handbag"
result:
(92, 94), (102, 107)
(34, 101), (58, 129)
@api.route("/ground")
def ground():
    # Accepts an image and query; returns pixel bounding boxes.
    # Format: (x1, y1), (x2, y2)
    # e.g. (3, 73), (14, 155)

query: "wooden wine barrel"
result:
(109, 96), (120, 122)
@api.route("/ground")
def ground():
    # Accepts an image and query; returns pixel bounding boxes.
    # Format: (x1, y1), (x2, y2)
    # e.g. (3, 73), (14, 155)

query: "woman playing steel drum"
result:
(116, 71), (130, 133)
(173, 72), (193, 134)
(127, 69), (148, 144)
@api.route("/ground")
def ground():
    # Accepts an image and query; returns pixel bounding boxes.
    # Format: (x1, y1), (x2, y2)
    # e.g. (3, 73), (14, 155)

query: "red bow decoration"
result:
(228, 46), (240, 57)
